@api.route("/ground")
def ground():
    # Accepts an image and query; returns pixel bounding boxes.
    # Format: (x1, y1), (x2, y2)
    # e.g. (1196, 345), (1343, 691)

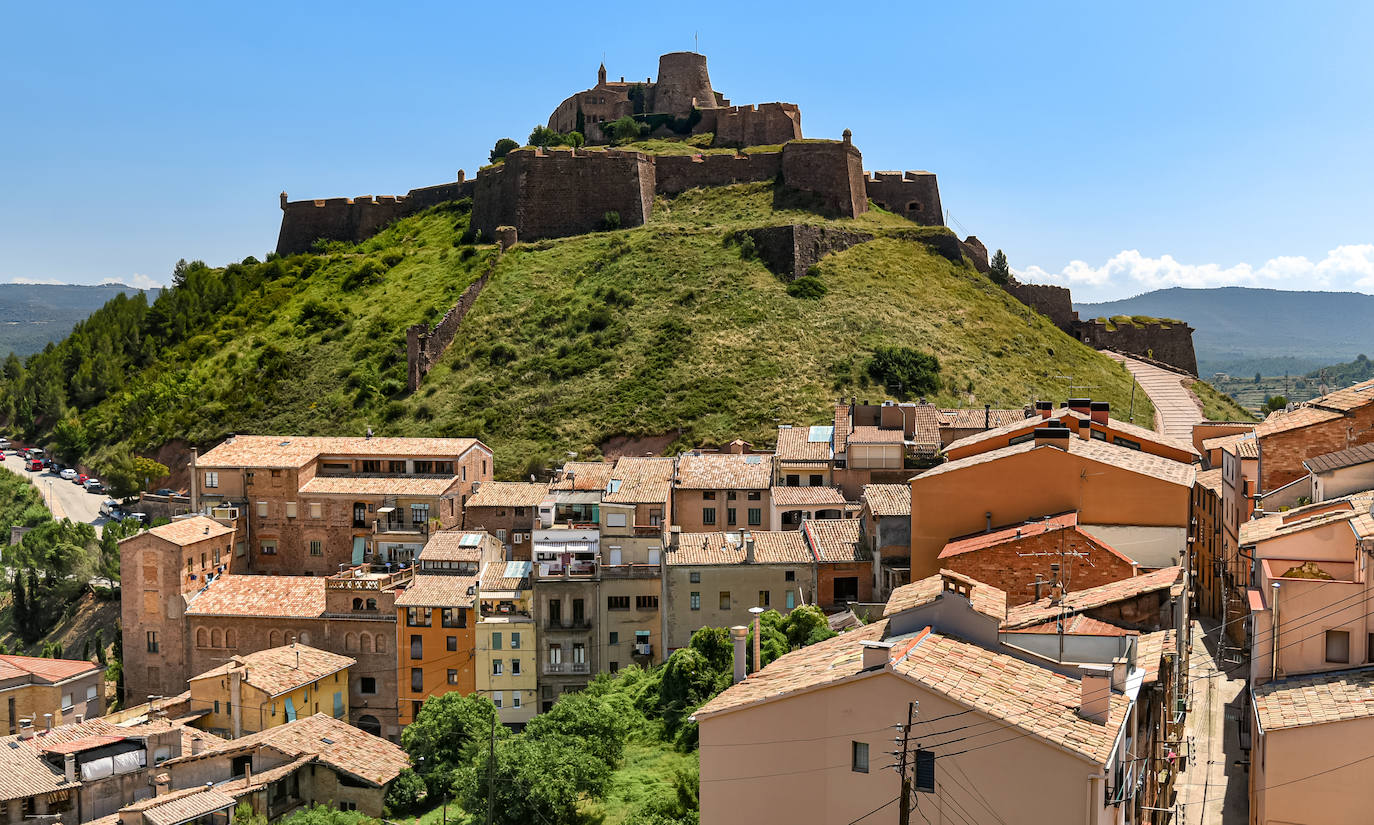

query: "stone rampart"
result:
(1005, 280), (1078, 330)
(653, 52), (717, 115)
(865, 170), (943, 227)
(275, 173), (477, 256)
(654, 151), (783, 194)
(1076, 319), (1199, 376)
(959, 236), (990, 272)
(471, 148), (655, 240)
(745, 225), (875, 280)
(712, 103), (802, 147)
(406, 253), (499, 390)
(780, 136), (868, 218)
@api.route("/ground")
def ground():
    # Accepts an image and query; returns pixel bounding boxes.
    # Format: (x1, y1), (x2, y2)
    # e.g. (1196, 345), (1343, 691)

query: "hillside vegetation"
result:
(0, 183), (1153, 477)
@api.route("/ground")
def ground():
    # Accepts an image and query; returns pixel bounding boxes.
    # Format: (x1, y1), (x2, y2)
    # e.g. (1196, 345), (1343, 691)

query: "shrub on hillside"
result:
(866, 346), (941, 398)
(297, 300), (345, 333)
(342, 261), (384, 291)
(787, 276), (827, 299)
(601, 211), (621, 231)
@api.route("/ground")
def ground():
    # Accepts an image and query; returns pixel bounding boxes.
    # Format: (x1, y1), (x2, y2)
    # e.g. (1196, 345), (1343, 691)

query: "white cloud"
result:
(6, 277), (65, 285)
(101, 274), (163, 290)
(1017, 244), (1374, 302)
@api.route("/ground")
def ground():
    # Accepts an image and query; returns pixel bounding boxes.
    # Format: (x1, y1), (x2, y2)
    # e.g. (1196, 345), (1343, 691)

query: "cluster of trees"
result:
(867, 345), (942, 399)
(381, 607), (834, 825)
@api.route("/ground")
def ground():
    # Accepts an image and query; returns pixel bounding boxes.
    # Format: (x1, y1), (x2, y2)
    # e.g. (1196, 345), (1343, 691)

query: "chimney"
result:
(984, 403), (991, 430)
(43, 714), (53, 731)
(744, 531), (755, 564)
(64, 753), (75, 783)
(1033, 574), (1045, 601)
(229, 664), (244, 739)
(189, 447), (199, 514)
(1068, 398), (1091, 419)
(19, 720), (33, 741)
(74, 714), (83, 724)
(244, 763), (251, 786)
(191, 735), (204, 755)
(1035, 401), (1053, 420)
(1090, 401), (1110, 425)
(668, 526), (681, 551)
(154, 773), (171, 797)
(1033, 427), (1071, 449)
(731, 626), (748, 684)
(1078, 665), (1112, 723)
(860, 640), (894, 671)
(1111, 656), (1130, 691)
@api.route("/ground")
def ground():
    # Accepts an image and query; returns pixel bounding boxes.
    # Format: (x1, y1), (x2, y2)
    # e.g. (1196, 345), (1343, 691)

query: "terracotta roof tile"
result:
(1195, 468), (1224, 495)
(939, 513), (1079, 558)
(1002, 567), (1183, 629)
(946, 407), (1198, 457)
(775, 426), (833, 462)
(847, 426), (905, 445)
(665, 531), (812, 566)
(0, 718), (127, 802)
(1254, 405), (1347, 438)
(885, 570), (1008, 621)
(1304, 444), (1374, 475)
(419, 530), (495, 563)
(802, 519), (868, 563)
(480, 560), (532, 592)
(131, 516), (233, 547)
(919, 438), (1197, 488)
(191, 644), (354, 697)
(861, 484), (911, 517)
(1204, 432), (1259, 459)
(551, 461), (614, 491)
(938, 408), (1028, 430)
(1134, 629), (1175, 685)
(1254, 666), (1374, 731)
(198, 435), (485, 469)
(770, 486), (849, 508)
(0, 655), (99, 683)
(466, 482), (550, 509)
(1304, 377), (1374, 414)
(185, 575), (325, 619)
(1240, 493), (1374, 544)
(604, 457), (675, 504)
(298, 476), (459, 497)
(140, 788), (237, 825)
(1003, 615), (1135, 636)
(675, 453), (773, 490)
(394, 574), (478, 608)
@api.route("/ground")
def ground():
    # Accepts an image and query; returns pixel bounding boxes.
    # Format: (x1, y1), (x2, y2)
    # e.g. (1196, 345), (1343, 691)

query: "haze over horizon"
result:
(3, 0), (1370, 302)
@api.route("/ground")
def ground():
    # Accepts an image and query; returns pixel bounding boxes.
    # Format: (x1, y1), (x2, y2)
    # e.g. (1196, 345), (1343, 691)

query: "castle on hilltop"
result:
(547, 52), (801, 147)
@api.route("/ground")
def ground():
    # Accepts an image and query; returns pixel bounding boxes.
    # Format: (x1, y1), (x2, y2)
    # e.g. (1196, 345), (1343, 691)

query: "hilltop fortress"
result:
(274, 51), (1197, 378)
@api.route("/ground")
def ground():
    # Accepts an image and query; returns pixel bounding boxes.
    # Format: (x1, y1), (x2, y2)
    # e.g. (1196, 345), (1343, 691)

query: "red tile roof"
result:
(199, 435), (485, 468)
(1253, 666), (1374, 731)
(1002, 567), (1183, 629)
(775, 426), (833, 462)
(551, 461), (614, 491)
(133, 516), (233, 547)
(0, 654), (99, 684)
(675, 453), (774, 490)
(466, 482), (550, 509)
(184, 575), (325, 619)
(190, 644), (355, 697)
(861, 484), (911, 517)
(918, 438), (1197, 488)
(939, 408), (1028, 430)
(802, 519), (868, 563)
(847, 426), (905, 445)
(298, 475), (459, 497)
(605, 457), (675, 504)
(938, 513), (1079, 558)
(393, 574), (479, 608)
(884, 571), (1007, 621)
(419, 530), (499, 563)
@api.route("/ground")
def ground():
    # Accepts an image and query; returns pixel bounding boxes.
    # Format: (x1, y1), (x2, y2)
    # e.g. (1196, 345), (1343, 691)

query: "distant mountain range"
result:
(1076, 287), (1374, 377)
(0, 283), (159, 359)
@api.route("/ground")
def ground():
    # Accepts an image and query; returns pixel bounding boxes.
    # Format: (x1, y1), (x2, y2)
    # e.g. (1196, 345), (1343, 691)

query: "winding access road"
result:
(0, 453), (108, 529)
(1104, 352), (1204, 443)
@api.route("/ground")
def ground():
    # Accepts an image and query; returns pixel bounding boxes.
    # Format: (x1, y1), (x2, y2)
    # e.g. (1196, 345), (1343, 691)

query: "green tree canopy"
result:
(989, 249), (1011, 285)
(489, 137), (518, 163)
(867, 346), (941, 398)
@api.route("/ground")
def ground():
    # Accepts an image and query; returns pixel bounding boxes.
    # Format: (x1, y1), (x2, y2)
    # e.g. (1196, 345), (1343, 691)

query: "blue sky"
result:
(3, 1), (1370, 301)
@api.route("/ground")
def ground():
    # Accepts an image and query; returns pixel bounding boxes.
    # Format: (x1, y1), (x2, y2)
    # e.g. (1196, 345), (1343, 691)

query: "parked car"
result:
(100, 499), (119, 517)
(0, 438), (11, 449)
(59, 468), (76, 480)
(26, 460), (42, 472)
(154, 488), (177, 497)
(75, 474), (88, 485)
(125, 512), (149, 525)
(84, 479), (103, 492)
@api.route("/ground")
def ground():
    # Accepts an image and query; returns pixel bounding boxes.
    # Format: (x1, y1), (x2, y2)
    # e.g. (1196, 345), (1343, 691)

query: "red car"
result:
(75, 474), (88, 485)
(26, 460), (42, 472)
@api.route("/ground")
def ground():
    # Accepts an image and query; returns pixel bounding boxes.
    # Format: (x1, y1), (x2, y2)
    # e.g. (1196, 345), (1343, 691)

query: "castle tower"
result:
(653, 51), (717, 115)
(597, 62), (607, 87)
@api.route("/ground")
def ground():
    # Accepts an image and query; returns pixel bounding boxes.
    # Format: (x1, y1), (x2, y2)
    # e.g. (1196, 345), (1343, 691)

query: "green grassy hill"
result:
(0, 182), (1157, 478)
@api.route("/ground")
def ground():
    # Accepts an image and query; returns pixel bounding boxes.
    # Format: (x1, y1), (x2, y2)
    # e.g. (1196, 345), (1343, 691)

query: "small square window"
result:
(689, 572), (701, 583)
(785, 570), (796, 582)
(1327, 629), (1351, 663)
(852, 741), (869, 773)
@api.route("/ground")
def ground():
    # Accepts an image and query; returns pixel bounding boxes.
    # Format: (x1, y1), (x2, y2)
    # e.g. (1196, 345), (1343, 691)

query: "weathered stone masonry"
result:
(275, 176), (476, 256)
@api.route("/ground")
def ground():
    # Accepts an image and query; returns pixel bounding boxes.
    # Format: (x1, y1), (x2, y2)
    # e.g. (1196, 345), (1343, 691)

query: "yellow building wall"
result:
(476, 618), (536, 725)
(190, 669), (350, 737)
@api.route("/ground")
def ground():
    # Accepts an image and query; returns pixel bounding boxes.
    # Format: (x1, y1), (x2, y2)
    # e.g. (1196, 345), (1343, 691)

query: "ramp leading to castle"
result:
(1104, 352), (1204, 443)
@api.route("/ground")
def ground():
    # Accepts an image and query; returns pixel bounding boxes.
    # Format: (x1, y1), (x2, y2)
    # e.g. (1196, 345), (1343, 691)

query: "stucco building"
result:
(188, 644), (354, 738)
(0, 655), (105, 734)
(859, 483), (912, 599)
(474, 561), (536, 725)
(461, 481), (549, 561)
(1253, 378), (1374, 496)
(672, 452), (773, 533)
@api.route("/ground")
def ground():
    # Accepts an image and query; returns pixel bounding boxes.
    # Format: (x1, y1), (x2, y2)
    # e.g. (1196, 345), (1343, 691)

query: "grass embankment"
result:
(7, 182), (1152, 478)
(1190, 379), (1258, 423)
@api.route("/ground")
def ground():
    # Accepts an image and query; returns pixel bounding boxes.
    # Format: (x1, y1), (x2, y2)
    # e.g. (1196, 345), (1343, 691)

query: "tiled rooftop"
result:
(939, 513), (1078, 558)
(191, 644), (355, 697)
(1304, 443), (1374, 475)
(551, 461), (614, 491)
(1004, 614), (1135, 636)
(198, 435), (484, 468)
(697, 620), (1130, 764)
(802, 519), (868, 563)
(775, 425), (833, 462)
(0, 654), (99, 684)
(847, 426), (906, 445)
(418, 530), (493, 563)
(604, 457), (675, 504)
(1240, 493), (1374, 544)
(298, 475), (459, 497)
(185, 575), (325, 619)
(861, 484), (911, 517)
(770, 486), (849, 508)
(0, 717), (130, 802)
(666, 530), (812, 566)
(675, 453), (774, 490)
(393, 574), (479, 608)
(918, 437), (1197, 488)
(1002, 567), (1183, 629)
(1253, 666), (1374, 731)
(938, 408), (1028, 430)
(480, 560), (532, 592)
(1202, 432), (1259, 459)
(140, 787), (237, 825)
(465, 482), (550, 510)
(1195, 467), (1223, 495)
(944, 407), (1198, 457)
(884, 570), (1008, 621)
(1254, 405), (1346, 438)
(133, 516), (234, 547)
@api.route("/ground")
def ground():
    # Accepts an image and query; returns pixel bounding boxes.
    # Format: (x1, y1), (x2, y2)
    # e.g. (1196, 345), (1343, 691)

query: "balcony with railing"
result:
(599, 563), (661, 580)
(325, 564), (413, 592)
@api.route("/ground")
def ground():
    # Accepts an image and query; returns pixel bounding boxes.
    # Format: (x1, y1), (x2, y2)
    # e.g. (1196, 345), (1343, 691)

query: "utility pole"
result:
(485, 713), (497, 825)
(893, 702), (916, 825)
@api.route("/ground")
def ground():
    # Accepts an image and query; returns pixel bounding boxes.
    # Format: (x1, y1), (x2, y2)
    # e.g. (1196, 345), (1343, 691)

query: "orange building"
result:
(910, 428), (1195, 579)
(944, 398), (1198, 464)
(393, 530), (503, 724)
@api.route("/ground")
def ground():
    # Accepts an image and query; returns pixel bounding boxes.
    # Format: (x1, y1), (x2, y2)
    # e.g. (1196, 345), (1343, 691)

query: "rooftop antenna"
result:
(695, 31), (699, 53)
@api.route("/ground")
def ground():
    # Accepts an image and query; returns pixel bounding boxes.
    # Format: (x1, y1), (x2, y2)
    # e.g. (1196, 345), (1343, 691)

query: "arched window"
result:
(195, 627), (208, 648)
(210, 629), (222, 648)
(365, 599), (377, 611)
(374, 634), (387, 653)
(360, 634), (373, 653)
(357, 715), (381, 736)
(345, 633), (357, 652)
(352, 598), (363, 610)
(225, 629), (237, 649)
(269, 630), (281, 647)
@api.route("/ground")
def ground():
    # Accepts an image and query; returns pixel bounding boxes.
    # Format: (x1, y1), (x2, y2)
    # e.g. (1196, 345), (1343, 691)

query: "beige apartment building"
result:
(193, 435), (491, 575)
(188, 644), (354, 738)
(660, 529), (816, 653)
(0, 655), (105, 733)
(476, 561), (537, 725)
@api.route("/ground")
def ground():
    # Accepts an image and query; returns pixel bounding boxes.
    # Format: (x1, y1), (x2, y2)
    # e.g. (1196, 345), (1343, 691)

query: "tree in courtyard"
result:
(401, 693), (504, 796)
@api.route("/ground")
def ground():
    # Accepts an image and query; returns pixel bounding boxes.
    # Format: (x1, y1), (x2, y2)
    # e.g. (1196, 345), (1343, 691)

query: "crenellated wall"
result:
(1075, 318), (1199, 376)
(654, 151), (783, 194)
(1005, 280), (1079, 330)
(471, 148), (655, 241)
(275, 174), (476, 256)
(710, 103), (803, 147)
(865, 170), (943, 227)
(780, 136), (868, 218)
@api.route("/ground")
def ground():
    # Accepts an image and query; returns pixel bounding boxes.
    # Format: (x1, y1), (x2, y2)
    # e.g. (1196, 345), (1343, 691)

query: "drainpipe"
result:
(229, 665), (243, 738)
(189, 448), (199, 514)
(1271, 581), (1281, 683)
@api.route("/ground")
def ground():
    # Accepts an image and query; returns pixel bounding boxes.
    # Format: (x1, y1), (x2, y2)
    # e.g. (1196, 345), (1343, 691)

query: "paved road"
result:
(1104, 352), (1205, 443)
(0, 453), (111, 530)
(1170, 618), (1248, 825)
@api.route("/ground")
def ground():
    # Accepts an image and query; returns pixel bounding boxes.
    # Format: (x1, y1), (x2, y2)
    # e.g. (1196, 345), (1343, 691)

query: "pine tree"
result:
(11, 572), (27, 643)
(94, 630), (106, 665)
(989, 249), (1011, 285)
